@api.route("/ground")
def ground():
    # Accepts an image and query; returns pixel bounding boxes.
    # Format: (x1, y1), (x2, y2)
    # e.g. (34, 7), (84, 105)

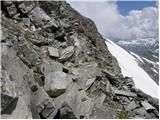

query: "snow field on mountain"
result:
(105, 39), (159, 98)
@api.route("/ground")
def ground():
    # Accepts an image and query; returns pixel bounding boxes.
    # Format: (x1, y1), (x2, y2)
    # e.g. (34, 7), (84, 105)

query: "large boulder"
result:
(18, 2), (35, 14)
(44, 71), (71, 97)
(54, 83), (94, 119)
(70, 62), (101, 90)
(28, 7), (51, 28)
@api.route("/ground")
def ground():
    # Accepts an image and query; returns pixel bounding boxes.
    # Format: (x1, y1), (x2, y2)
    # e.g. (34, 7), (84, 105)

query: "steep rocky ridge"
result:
(1, 1), (159, 119)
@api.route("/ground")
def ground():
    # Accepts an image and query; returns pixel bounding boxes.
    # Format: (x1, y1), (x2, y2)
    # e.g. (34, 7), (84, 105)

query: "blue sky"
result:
(68, 1), (158, 40)
(117, 1), (157, 16)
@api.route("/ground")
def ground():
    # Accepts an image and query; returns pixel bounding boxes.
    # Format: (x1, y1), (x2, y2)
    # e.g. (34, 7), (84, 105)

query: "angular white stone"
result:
(48, 47), (59, 58)
(114, 89), (137, 97)
(141, 101), (155, 111)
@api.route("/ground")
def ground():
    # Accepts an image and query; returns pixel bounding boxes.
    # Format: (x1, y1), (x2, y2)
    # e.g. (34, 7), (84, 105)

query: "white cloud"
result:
(67, 1), (158, 40)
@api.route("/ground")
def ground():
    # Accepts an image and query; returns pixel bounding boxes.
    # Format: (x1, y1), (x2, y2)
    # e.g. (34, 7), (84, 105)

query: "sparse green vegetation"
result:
(117, 110), (129, 119)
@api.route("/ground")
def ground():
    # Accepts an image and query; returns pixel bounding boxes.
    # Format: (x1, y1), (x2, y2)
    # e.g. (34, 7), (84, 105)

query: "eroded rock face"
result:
(1, 1), (159, 119)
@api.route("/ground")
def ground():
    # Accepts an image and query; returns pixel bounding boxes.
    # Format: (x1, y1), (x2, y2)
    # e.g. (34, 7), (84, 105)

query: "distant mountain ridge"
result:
(116, 37), (159, 62)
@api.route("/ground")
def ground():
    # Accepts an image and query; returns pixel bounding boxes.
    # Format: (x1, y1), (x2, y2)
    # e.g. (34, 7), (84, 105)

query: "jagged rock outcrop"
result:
(1, 1), (159, 119)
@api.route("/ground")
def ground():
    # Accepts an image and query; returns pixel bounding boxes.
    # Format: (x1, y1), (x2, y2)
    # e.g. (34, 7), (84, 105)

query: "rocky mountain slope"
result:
(1, 1), (159, 119)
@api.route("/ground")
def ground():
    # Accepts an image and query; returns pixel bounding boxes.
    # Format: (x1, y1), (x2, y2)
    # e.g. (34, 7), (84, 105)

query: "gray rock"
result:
(114, 89), (137, 97)
(59, 20), (70, 29)
(28, 7), (51, 27)
(85, 77), (96, 90)
(11, 34), (41, 68)
(3, 1), (13, 7)
(141, 101), (155, 111)
(133, 107), (147, 116)
(6, 4), (17, 17)
(95, 93), (106, 108)
(131, 88), (159, 109)
(18, 2), (35, 14)
(48, 47), (59, 58)
(28, 35), (51, 46)
(43, 19), (59, 32)
(1, 94), (18, 113)
(12, 13), (21, 21)
(59, 46), (74, 61)
(1, 44), (34, 118)
(54, 83), (94, 118)
(2, 96), (33, 119)
(22, 18), (31, 27)
(125, 101), (138, 111)
(97, 81), (107, 92)
(54, 30), (66, 41)
(40, 62), (63, 76)
(152, 109), (159, 117)
(101, 69), (119, 85)
(75, 90), (94, 118)
(32, 87), (58, 118)
(123, 77), (135, 88)
(60, 42), (68, 48)
(56, 103), (77, 119)
(44, 71), (70, 97)
(23, 73), (38, 92)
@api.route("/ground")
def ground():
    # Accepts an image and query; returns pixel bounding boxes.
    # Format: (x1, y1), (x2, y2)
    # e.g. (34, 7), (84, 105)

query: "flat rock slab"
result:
(48, 47), (59, 58)
(85, 77), (96, 90)
(141, 101), (155, 111)
(114, 89), (137, 97)
(44, 71), (70, 97)
(125, 101), (138, 111)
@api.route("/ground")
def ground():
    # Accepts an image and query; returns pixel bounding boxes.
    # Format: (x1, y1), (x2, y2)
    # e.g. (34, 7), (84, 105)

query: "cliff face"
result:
(1, 1), (159, 119)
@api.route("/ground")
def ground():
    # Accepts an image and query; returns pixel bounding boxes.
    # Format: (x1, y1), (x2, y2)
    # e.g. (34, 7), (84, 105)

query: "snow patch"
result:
(105, 39), (159, 98)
